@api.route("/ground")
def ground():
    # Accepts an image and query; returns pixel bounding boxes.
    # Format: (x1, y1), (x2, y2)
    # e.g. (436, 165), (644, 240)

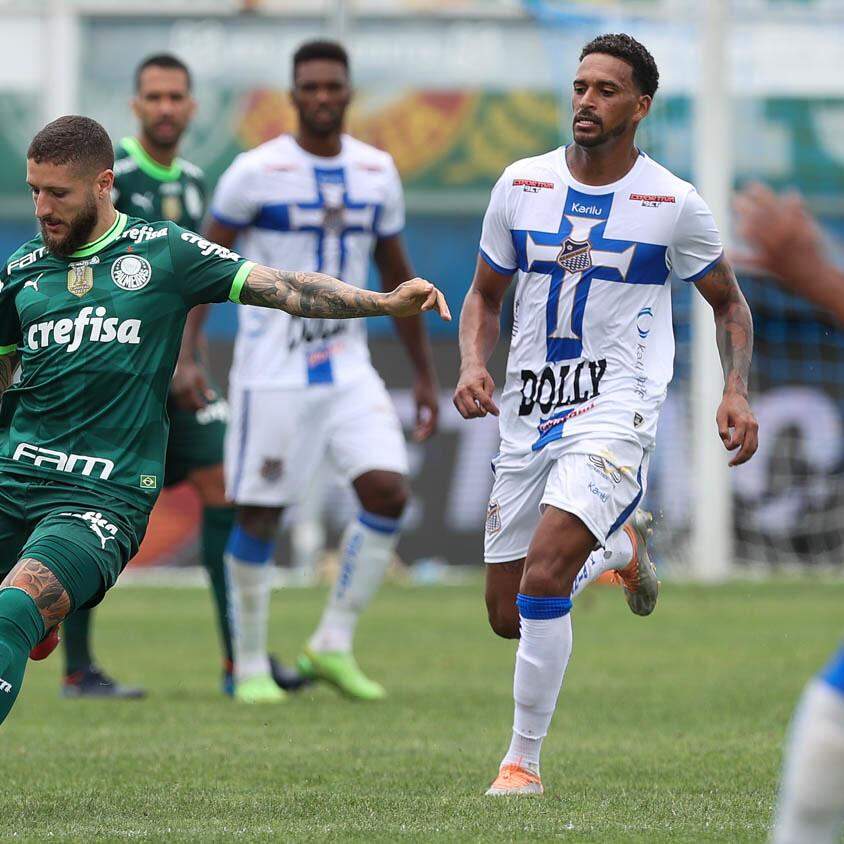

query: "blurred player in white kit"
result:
(454, 34), (758, 795)
(204, 40), (440, 703)
(735, 182), (844, 844)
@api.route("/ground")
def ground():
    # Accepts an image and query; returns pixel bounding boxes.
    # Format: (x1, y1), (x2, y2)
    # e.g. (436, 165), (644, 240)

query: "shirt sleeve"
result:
(209, 154), (259, 229)
(168, 224), (255, 307)
(668, 189), (724, 282)
(0, 269), (21, 354)
(479, 172), (517, 275)
(376, 158), (405, 237)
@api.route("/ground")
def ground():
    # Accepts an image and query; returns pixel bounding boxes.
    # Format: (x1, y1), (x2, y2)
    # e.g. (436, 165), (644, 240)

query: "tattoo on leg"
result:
(1, 558), (71, 627)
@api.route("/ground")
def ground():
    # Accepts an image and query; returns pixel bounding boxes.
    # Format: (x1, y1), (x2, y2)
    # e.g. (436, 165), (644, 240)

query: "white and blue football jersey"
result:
(479, 148), (723, 455)
(211, 134), (405, 388)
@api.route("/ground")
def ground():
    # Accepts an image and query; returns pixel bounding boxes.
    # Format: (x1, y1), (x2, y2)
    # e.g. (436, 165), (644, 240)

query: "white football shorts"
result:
(224, 369), (409, 507)
(484, 437), (650, 563)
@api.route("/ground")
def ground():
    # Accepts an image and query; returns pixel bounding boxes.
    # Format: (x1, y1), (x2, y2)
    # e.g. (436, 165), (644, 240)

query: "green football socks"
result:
(0, 587), (45, 725)
(202, 505), (236, 664)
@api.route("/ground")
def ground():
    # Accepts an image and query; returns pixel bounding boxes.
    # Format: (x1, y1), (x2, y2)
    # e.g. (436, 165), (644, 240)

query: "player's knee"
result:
(188, 463), (228, 507)
(521, 554), (577, 598)
(235, 506), (281, 543)
(356, 474), (409, 519)
(486, 595), (520, 639)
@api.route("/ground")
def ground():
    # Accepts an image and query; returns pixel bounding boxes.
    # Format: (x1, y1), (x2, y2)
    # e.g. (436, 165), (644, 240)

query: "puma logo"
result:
(24, 273), (44, 292)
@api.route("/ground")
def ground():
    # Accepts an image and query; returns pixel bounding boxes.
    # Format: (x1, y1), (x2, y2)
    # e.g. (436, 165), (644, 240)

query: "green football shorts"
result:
(0, 474), (149, 612)
(164, 385), (228, 487)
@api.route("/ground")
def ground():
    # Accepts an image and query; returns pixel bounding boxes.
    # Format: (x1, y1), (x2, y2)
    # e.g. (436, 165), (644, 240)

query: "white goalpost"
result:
(690, 0), (733, 581)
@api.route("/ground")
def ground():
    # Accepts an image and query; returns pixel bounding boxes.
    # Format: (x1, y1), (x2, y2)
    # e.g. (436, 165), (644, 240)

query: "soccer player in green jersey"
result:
(60, 53), (299, 698)
(0, 114), (448, 727)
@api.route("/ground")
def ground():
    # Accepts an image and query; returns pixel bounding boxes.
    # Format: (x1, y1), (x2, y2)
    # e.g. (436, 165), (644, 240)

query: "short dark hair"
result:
(27, 115), (114, 174)
(580, 33), (659, 98)
(292, 40), (349, 79)
(135, 53), (192, 92)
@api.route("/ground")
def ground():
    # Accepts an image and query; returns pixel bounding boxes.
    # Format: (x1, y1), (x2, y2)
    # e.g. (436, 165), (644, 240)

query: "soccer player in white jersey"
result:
(454, 34), (759, 795)
(204, 40), (440, 703)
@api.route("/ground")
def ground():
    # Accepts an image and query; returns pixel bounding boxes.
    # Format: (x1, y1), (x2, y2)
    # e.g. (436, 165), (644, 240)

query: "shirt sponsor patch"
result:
(629, 193), (676, 206)
(513, 178), (555, 192)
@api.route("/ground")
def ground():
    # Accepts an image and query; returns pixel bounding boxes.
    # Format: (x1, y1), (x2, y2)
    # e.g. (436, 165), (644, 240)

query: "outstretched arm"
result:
(694, 256), (758, 466)
(734, 182), (844, 324)
(453, 256), (513, 419)
(240, 264), (451, 321)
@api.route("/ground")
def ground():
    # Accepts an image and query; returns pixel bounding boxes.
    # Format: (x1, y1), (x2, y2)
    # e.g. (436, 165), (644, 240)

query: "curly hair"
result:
(580, 33), (659, 98)
(27, 115), (114, 174)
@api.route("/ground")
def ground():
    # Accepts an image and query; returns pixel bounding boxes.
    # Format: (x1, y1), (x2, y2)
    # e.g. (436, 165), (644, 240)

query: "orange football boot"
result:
(611, 509), (659, 616)
(485, 764), (544, 796)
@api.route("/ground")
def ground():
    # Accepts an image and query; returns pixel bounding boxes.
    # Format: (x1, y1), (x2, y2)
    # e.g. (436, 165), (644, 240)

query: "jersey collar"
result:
(68, 211), (128, 259)
(120, 136), (183, 182)
(558, 145), (647, 195)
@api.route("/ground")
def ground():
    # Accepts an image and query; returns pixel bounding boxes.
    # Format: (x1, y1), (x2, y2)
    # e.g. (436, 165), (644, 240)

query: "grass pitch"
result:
(1, 578), (840, 842)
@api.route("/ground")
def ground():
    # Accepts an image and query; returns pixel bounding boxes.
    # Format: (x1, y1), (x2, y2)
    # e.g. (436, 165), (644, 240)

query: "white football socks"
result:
(224, 526), (275, 681)
(502, 596), (573, 775)
(773, 678), (844, 844)
(571, 529), (633, 599)
(308, 512), (400, 654)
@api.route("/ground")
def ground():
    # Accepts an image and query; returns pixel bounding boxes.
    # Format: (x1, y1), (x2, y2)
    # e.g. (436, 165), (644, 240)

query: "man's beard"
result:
(145, 119), (184, 150)
(573, 117), (629, 149)
(40, 195), (98, 258)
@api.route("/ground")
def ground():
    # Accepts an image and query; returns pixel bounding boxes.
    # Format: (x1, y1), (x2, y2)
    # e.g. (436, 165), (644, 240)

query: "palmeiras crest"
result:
(556, 237), (592, 274)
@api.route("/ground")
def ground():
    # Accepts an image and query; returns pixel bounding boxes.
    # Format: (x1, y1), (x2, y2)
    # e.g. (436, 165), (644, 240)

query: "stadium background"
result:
(1, 0), (842, 576)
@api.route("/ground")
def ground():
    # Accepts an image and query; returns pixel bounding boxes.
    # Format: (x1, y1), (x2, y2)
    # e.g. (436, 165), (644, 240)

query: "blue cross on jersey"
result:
(253, 167), (381, 278)
(511, 188), (669, 362)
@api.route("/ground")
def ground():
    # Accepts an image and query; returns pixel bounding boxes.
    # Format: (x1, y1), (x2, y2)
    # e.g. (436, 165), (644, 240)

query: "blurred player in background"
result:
(455, 34), (758, 796)
(61, 54), (301, 699)
(204, 40), (440, 703)
(735, 183), (844, 844)
(0, 113), (448, 728)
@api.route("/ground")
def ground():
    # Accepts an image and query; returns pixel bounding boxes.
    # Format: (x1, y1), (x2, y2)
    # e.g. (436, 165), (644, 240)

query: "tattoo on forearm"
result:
(241, 266), (386, 318)
(708, 261), (754, 392)
(1, 558), (71, 628)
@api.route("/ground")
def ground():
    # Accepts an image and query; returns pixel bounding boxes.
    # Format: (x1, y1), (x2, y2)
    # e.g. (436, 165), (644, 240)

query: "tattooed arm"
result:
(240, 264), (451, 321)
(694, 256), (759, 466)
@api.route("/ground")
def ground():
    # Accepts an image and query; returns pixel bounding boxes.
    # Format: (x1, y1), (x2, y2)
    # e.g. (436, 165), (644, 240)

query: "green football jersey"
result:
(113, 136), (206, 230)
(0, 212), (255, 513)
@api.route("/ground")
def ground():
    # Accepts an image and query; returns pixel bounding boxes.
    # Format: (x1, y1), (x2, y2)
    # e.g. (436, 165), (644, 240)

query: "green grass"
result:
(1, 579), (840, 842)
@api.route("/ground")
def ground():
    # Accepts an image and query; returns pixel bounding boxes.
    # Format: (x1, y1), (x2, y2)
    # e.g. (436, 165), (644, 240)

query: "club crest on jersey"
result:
(67, 257), (99, 298)
(111, 255), (152, 291)
(556, 238), (592, 274)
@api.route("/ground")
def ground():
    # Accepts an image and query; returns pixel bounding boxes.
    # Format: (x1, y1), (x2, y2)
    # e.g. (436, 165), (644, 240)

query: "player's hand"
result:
(171, 358), (213, 412)
(453, 363), (499, 419)
(385, 278), (451, 321)
(413, 372), (440, 442)
(733, 183), (825, 286)
(716, 390), (758, 467)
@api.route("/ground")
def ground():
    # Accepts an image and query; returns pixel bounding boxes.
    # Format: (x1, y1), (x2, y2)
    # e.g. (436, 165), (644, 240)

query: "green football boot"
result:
(235, 674), (287, 704)
(296, 649), (386, 701)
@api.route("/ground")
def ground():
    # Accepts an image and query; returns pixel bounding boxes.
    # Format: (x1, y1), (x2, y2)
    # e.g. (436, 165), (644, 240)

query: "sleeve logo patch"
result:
(112, 255), (152, 291)
(629, 193), (676, 206)
(140, 474), (158, 489)
(513, 179), (555, 192)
